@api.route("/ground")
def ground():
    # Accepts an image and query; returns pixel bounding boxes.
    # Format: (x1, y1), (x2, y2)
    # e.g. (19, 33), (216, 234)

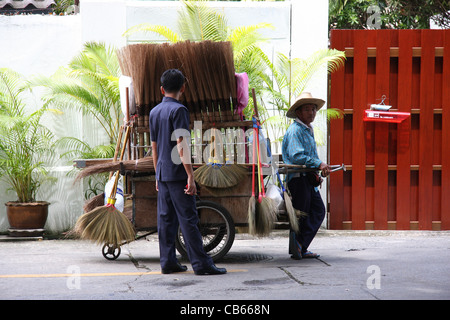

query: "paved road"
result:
(0, 230), (449, 301)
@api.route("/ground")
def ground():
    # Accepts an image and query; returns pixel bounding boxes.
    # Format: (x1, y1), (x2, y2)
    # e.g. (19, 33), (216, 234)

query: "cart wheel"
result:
(102, 243), (121, 260)
(176, 200), (235, 262)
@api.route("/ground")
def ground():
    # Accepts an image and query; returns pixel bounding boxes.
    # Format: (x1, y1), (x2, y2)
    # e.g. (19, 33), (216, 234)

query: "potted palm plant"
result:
(0, 68), (57, 237)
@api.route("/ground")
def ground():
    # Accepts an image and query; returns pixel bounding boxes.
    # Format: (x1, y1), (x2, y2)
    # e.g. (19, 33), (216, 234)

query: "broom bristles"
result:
(117, 41), (237, 123)
(248, 196), (256, 235)
(253, 197), (277, 237)
(76, 204), (135, 248)
(73, 205), (104, 236)
(284, 191), (299, 233)
(83, 193), (105, 213)
(76, 157), (154, 181)
(194, 164), (247, 189)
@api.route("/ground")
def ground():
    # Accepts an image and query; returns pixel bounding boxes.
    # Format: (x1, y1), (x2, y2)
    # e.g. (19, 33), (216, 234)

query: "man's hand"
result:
(184, 175), (197, 196)
(319, 162), (331, 177)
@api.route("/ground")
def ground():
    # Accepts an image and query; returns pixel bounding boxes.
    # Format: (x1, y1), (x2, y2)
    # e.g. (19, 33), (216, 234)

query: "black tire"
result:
(175, 200), (235, 262)
(102, 243), (121, 260)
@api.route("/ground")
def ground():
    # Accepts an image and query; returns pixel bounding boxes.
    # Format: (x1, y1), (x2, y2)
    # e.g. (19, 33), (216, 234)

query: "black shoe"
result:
(289, 231), (302, 260)
(161, 262), (188, 274)
(194, 264), (227, 275)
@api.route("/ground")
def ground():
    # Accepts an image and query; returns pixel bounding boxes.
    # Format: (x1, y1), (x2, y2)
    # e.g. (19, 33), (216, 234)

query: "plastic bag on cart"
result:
(104, 173), (124, 212)
(266, 183), (284, 210)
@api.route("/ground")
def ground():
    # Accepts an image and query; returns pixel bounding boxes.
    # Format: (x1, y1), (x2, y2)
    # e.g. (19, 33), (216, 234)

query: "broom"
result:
(74, 127), (135, 248)
(251, 90), (277, 236)
(247, 125), (257, 235)
(275, 171), (299, 233)
(75, 157), (154, 181)
(80, 124), (125, 215)
(72, 124), (125, 232)
(253, 120), (277, 236)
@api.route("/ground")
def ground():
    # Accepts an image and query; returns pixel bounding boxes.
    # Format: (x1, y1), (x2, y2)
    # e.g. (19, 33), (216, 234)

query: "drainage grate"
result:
(222, 253), (273, 263)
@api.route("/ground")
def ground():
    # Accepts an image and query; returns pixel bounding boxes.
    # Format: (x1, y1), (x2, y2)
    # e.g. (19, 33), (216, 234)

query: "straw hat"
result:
(286, 92), (325, 118)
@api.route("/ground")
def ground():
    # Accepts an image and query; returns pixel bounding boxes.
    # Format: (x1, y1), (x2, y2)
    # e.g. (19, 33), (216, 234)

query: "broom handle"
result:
(251, 127), (256, 197)
(257, 119), (287, 194)
(256, 126), (266, 198)
(252, 89), (261, 200)
(110, 125), (124, 180)
(252, 89), (265, 198)
(110, 126), (131, 198)
(256, 127), (262, 201)
(125, 87), (132, 161)
(252, 88), (260, 120)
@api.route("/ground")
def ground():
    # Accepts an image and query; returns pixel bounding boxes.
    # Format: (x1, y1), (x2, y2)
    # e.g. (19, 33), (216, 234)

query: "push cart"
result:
(75, 41), (297, 262)
(76, 155), (292, 262)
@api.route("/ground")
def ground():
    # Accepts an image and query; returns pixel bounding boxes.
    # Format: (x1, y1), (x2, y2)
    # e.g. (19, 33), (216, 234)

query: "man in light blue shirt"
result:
(282, 92), (330, 260)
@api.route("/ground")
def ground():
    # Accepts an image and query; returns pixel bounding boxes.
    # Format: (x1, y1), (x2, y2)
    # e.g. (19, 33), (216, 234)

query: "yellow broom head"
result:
(74, 198), (135, 248)
(73, 204), (103, 236)
(194, 163), (247, 189)
(253, 197), (277, 237)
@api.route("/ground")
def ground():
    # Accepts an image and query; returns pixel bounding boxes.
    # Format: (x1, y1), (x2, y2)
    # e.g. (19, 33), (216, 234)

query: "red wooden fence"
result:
(329, 29), (450, 230)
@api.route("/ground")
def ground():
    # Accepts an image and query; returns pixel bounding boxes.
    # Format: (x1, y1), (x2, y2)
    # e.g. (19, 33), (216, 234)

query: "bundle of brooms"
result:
(117, 41), (238, 122)
(116, 41), (246, 189)
(248, 90), (277, 236)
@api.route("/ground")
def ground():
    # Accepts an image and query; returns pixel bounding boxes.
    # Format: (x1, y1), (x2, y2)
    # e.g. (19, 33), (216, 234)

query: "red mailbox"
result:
(363, 110), (411, 123)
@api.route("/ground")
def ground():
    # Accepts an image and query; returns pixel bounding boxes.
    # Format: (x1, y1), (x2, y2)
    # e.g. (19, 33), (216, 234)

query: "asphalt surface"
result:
(0, 230), (449, 301)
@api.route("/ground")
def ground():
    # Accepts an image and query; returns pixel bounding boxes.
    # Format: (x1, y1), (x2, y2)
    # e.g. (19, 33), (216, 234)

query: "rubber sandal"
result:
(302, 251), (320, 258)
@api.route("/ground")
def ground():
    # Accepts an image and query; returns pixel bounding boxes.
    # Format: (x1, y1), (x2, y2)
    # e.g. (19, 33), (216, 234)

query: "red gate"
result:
(329, 29), (450, 230)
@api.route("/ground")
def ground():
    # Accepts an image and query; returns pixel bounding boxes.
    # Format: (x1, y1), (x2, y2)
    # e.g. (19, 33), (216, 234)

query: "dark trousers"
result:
(157, 180), (213, 271)
(288, 176), (326, 252)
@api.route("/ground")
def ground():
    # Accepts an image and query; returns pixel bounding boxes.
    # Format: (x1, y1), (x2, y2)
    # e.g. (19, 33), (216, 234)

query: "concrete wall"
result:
(0, 14), (82, 76)
(0, 14), (85, 233)
(0, 0), (329, 233)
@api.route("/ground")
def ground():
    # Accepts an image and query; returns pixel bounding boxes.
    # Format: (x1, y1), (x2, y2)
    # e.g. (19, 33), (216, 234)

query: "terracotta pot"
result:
(5, 201), (49, 236)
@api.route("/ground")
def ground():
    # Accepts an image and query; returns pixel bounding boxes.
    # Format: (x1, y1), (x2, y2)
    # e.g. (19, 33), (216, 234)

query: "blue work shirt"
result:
(282, 119), (322, 182)
(149, 97), (190, 182)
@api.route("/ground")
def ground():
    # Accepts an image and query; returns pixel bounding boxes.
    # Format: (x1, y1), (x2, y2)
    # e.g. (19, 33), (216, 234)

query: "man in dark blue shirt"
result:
(150, 69), (226, 275)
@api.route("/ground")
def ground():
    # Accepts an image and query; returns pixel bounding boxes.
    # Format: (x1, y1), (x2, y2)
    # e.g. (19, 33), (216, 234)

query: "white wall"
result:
(0, 14), (85, 233)
(0, 0), (329, 233)
(0, 15), (82, 76)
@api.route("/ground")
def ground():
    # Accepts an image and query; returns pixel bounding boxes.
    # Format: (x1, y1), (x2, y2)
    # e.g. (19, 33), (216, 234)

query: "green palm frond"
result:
(70, 42), (120, 78)
(179, 0), (228, 41)
(55, 136), (115, 160)
(291, 48), (346, 97)
(28, 42), (122, 147)
(320, 107), (344, 122)
(261, 49), (346, 112)
(227, 23), (273, 54)
(123, 23), (181, 43)
(0, 67), (27, 115)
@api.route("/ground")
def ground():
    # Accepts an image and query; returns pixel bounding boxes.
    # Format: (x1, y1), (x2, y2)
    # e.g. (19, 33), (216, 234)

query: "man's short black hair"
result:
(161, 69), (186, 93)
